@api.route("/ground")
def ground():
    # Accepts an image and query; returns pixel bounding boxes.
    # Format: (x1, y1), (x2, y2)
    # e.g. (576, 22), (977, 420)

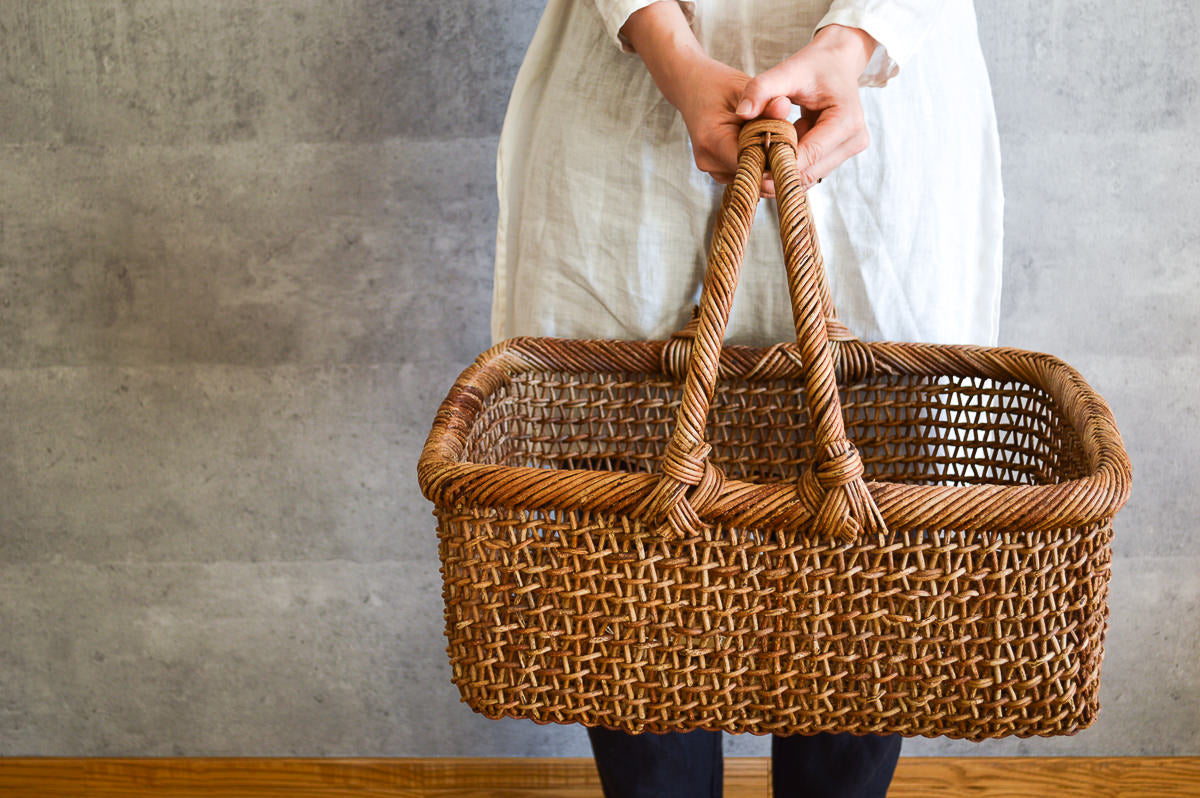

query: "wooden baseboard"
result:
(0, 757), (1197, 797)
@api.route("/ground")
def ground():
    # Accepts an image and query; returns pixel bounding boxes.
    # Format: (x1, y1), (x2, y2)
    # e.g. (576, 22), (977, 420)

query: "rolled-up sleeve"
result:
(817, 0), (951, 86)
(594, 0), (696, 53)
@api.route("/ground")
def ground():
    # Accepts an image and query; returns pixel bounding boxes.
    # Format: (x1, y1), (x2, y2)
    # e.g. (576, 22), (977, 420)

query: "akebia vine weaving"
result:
(418, 120), (1132, 739)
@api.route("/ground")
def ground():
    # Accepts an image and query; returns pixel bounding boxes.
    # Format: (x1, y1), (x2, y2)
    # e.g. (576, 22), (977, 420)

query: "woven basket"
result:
(418, 120), (1132, 740)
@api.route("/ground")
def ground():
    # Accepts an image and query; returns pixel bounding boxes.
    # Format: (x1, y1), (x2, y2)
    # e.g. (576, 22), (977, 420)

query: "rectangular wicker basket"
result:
(418, 120), (1132, 740)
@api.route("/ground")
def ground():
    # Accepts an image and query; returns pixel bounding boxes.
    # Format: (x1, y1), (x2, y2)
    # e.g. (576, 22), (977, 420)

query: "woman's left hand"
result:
(736, 24), (878, 189)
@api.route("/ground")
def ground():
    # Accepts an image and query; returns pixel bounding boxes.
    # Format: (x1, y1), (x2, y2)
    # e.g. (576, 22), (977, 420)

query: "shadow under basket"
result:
(419, 335), (1130, 740)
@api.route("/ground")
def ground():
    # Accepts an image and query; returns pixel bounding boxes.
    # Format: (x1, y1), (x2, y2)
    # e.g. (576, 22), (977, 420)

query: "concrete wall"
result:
(0, 0), (1195, 757)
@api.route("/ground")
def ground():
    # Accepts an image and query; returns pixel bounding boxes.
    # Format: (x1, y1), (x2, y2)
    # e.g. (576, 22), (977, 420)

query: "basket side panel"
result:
(436, 504), (1114, 739)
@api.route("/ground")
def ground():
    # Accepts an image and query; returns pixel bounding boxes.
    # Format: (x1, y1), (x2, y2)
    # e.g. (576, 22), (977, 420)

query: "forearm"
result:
(619, 1), (708, 113)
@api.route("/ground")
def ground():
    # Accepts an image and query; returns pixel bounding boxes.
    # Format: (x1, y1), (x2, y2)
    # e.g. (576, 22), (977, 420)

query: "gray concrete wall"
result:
(0, 0), (1195, 757)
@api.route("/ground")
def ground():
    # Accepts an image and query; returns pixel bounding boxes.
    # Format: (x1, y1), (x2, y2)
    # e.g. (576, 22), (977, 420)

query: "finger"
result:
(790, 105), (866, 177)
(695, 141), (739, 182)
(761, 95), (792, 120)
(735, 61), (804, 118)
(796, 138), (864, 187)
(793, 112), (814, 141)
(785, 127), (867, 189)
(802, 127), (869, 183)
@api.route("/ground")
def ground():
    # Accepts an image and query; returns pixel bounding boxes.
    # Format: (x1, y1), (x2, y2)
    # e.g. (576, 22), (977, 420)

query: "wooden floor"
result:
(0, 757), (1198, 797)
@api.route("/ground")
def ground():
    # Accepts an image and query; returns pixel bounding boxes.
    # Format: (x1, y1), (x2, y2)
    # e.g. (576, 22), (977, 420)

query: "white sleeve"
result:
(817, 0), (951, 87)
(593, 0), (697, 53)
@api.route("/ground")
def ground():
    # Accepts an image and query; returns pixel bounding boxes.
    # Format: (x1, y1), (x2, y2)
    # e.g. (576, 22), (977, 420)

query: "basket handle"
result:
(639, 118), (886, 544)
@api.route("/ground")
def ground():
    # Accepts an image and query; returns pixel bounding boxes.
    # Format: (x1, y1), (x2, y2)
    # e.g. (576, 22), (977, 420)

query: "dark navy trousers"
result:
(586, 727), (901, 798)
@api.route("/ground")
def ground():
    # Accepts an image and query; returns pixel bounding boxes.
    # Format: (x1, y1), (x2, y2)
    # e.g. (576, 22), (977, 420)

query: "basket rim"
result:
(417, 336), (1132, 534)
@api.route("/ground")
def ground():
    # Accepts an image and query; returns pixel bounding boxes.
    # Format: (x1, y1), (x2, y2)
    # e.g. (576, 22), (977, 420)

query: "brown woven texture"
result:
(418, 120), (1132, 739)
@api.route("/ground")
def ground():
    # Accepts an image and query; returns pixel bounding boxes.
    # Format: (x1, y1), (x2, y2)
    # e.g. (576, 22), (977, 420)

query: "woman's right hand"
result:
(672, 55), (790, 190)
(621, 2), (789, 194)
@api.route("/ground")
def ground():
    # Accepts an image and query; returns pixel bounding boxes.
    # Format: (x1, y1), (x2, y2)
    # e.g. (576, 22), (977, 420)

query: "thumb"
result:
(736, 65), (797, 118)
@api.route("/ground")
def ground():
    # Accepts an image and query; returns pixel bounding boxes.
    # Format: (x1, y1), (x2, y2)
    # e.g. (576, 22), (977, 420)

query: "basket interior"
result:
(460, 371), (1091, 487)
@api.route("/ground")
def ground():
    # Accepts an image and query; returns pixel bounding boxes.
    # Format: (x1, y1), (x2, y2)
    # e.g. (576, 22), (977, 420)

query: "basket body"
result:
(421, 336), (1129, 740)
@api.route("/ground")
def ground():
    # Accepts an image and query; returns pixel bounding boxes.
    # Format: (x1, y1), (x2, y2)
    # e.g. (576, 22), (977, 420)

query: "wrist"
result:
(666, 51), (730, 122)
(811, 24), (877, 78)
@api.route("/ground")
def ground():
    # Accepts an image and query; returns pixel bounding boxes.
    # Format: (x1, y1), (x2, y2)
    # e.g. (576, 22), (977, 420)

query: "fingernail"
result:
(735, 99), (752, 117)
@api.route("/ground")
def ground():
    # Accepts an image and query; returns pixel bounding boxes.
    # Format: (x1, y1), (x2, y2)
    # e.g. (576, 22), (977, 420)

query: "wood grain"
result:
(0, 757), (1196, 797)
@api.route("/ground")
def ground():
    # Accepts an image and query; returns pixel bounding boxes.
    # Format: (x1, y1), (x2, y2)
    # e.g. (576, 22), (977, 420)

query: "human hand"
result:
(621, 2), (788, 195)
(673, 55), (791, 194)
(735, 24), (877, 189)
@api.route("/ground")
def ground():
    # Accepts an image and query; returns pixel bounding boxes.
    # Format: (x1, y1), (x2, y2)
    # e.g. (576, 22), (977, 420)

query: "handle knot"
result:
(661, 441), (712, 486)
(638, 441), (726, 540)
(811, 440), (865, 490)
(797, 439), (884, 544)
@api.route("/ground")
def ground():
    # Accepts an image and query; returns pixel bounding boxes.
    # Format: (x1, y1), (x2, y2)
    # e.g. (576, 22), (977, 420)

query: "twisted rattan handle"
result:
(640, 119), (887, 543)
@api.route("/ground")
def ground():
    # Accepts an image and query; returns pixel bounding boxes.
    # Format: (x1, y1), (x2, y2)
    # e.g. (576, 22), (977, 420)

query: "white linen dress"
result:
(492, 0), (1003, 348)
